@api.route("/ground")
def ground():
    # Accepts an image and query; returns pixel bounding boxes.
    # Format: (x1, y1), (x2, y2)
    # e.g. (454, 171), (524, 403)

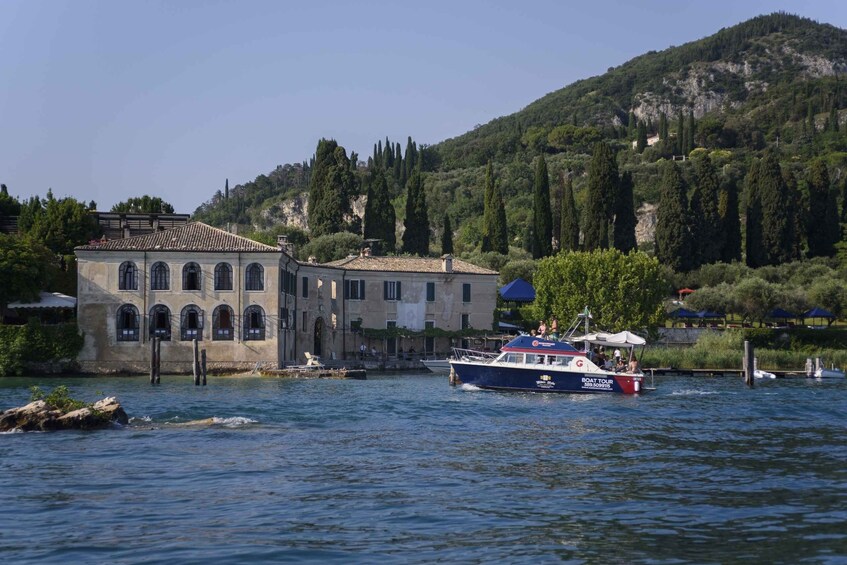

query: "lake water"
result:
(1, 372), (846, 564)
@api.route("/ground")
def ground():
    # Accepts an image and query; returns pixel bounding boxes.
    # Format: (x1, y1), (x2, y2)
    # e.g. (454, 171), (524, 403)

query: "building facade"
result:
(75, 222), (498, 373)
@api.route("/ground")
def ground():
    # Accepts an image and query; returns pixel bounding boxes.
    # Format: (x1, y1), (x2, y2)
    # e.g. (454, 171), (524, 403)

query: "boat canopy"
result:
(501, 335), (581, 354)
(572, 331), (646, 348)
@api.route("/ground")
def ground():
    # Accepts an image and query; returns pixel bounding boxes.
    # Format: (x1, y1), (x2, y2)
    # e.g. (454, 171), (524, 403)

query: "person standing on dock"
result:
(359, 343), (366, 359)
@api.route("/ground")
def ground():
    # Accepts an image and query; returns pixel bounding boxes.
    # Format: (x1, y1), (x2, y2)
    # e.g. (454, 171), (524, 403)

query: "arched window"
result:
(116, 304), (139, 341)
(151, 262), (169, 290)
(245, 263), (264, 291)
(149, 304), (171, 340)
(214, 263), (233, 291)
(243, 305), (265, 341)
(212, 305), (234, 341)
(180, 304), (204, 341)
(183, 262), (202, 291)
(118, 261), (138, 291)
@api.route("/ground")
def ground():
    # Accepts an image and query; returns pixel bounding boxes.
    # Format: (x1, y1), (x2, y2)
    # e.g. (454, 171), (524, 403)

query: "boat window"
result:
(526, 354), (538, 364)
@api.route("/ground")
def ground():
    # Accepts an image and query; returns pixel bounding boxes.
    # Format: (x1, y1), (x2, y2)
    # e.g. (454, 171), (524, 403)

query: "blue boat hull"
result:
(451, 362), (643, 394)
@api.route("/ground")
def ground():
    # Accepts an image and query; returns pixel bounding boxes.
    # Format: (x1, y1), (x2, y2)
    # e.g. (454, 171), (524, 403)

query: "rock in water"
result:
(0, 397), (128, 432)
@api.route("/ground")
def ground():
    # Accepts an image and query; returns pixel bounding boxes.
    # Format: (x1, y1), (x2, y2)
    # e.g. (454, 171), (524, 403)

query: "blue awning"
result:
(499, 278), (535, 302)
(803, 307), (835, 319)
(767, 308), (796, 319)
(669, 307), (699, 318)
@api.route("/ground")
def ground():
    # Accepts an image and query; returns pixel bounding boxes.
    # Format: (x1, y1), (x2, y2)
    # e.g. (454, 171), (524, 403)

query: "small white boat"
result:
(754, 369), (776, 379)
(815, 366), (845, 379)
(422, 359), (452, 373)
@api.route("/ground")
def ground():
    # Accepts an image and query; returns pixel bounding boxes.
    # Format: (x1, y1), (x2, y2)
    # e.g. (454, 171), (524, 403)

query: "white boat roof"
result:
(572, 330), (646, 347)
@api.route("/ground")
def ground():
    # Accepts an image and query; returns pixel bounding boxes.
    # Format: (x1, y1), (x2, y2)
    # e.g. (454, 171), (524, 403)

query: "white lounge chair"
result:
(304, 352), (324, 369)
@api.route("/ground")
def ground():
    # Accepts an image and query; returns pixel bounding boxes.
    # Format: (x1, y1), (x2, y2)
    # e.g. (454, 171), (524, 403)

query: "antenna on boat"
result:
(578, 306), (592, 352)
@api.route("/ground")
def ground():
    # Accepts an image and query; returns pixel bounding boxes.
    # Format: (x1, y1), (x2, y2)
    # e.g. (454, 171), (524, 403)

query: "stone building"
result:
(75, 222), (498, 373)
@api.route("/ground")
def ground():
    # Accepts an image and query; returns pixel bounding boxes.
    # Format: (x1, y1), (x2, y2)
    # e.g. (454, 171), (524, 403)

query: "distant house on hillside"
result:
(631, 134), (661, 149)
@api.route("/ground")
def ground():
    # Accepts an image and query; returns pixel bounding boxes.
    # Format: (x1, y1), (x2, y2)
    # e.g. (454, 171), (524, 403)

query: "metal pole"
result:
(193, 338), (200, 385)
(201, 349), (207, 386)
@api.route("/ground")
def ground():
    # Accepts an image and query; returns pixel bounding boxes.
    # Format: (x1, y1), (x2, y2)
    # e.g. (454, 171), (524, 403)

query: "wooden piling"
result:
(743, 340), (754, 388)
(150, 337), (157, 385)
(155, 337), (161, 383)
(193, 339), (200, 386)
(201, 349), (207, 386)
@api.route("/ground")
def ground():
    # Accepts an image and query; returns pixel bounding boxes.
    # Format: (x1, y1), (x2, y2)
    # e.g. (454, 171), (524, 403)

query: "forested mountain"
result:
(192, 12), (847, 274)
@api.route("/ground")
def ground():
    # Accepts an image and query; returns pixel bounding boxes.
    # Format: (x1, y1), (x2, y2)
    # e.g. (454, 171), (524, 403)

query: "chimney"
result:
(277, 235), (294, 255)
(441, 254), (453, 273)
(308, 256), (317, 264)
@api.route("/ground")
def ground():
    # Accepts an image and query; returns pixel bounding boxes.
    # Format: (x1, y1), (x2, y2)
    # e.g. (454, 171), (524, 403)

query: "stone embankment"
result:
(0, 397), (128, 432)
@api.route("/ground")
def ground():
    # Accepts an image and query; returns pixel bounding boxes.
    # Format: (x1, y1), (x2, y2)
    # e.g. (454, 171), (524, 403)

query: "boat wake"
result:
(128, 415), (257, 427)
(670, 389), (721, 396)
(460, 383), (483, 392)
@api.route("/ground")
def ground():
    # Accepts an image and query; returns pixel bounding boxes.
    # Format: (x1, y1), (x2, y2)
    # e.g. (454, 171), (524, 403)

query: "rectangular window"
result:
(280, 307), (290, 329)
(301, 276), (308, 298)
(461, 314), (470, 329)
(345, 280), (366, 300)
(426, 282), (435, 302)
(462, 283), (471, 303)
(386, 320), (397, 356)
(383, 281), (401, 301)
(317, 278), (323, 299)
(425, 320), (434, 356)
(331, 280), (337, 300)
(302, 311), (308, 333)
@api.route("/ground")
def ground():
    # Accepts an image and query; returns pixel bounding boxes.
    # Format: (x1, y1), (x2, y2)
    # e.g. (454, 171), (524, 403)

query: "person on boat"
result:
(371, 346), (378, 358)
(614, 349), (621, 363)
(550, 318), (559, 339)
(615, 358), (626, 372)
(595, 348), (606, 367)
(538, 320), (547, 338)
(628, 357), (640, 373)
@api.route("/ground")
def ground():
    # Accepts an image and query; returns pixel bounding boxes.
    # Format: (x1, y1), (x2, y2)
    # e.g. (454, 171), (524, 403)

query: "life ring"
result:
(575, 358), (584, 368)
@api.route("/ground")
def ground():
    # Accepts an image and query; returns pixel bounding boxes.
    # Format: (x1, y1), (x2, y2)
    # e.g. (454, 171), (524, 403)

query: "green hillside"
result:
(193, 12), (847, 270)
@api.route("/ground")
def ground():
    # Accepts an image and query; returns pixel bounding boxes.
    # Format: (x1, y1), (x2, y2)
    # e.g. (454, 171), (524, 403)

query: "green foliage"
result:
(498, 258), (538, 286)
(718, 176), (743, 262)
(805, 159), (840, 258)
(308, 139), (355, 236)
(243, 225), (309, 255)
(656, 162), (693, 272)
(531, 155), (553, 258)
(560, 174), (580, 252)
(532, 249), (668, 332)
(0, 184), (21, 216)
(583, 142), (618, 250)
(29, 385), (87, 413)
(402, 168), (430, 256)
(111, 196), (175, 214)
(0, 235), (57, 310)
(300, 232), (364, 264)
(0, 323), (84, 377)
(441, 214), (453, 255)
(691, 155), (723, 266)
(613, 171), (637, 252)
(18, 195), (101, 255)
(363, 169), (396, 251)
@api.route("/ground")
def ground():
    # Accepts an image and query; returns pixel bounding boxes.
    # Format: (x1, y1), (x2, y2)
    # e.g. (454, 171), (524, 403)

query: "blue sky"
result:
(2, 1), (846, 214)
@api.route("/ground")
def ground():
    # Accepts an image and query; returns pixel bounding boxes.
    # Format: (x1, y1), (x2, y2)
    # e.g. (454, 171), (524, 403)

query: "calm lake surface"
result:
(1, 372), (846, 564)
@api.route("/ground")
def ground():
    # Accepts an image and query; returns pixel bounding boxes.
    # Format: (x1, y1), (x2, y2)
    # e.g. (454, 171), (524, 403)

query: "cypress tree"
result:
(636, 120), (648, 153)
(404, 137), (416, 183)
(481, 162), (495, 252)
(627, 111), (637, 138)
(582, 142), (618, 250)
(531, 155), (553, 258)
(659, 113), (669, 141)
(675, 109), (684, 154)
(686, 110), (696, 154)
(759, 152), (796, 265)
(655, 162), (693, 272)
(402, 167), (429, 255)
(224, 178), (229, 200)
(308, 139), (354, 237)
(806, 159), (840, 258)
(441, 214), (453, 255)
(718, 178), (742, 263)
(560, 174), (580, 252)
(492, 179), (509, 254)
(363, 169), (396, 252)
(744, 159), (766, 268)
(829, 106), (840, 133)
(394, 143), (403, 185)
(613, 171), (637, 253)
(841, 176), (847, 224)
(692, 155), (723, 265)
(552, 177), (562, 251)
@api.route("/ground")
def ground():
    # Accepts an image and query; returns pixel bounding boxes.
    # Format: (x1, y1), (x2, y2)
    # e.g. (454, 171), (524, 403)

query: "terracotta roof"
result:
(75, 222), (280, 253)
(323, 255), (497, 275)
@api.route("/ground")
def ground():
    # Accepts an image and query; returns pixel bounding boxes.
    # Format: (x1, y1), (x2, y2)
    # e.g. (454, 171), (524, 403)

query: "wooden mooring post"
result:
(193, 339), (200, 386)
(201, 349), (207, 386)
(743, 340), (754, 388)
(150, 337), (161, 384)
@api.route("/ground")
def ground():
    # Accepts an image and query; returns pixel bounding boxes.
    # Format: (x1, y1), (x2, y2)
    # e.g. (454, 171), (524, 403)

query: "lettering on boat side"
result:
(536, 374), (555, 389)
(581, 377), (612, 390)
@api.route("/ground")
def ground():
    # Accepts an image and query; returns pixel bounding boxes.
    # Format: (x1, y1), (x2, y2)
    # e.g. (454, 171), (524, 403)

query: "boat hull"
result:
(451, 362), (643, 394)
